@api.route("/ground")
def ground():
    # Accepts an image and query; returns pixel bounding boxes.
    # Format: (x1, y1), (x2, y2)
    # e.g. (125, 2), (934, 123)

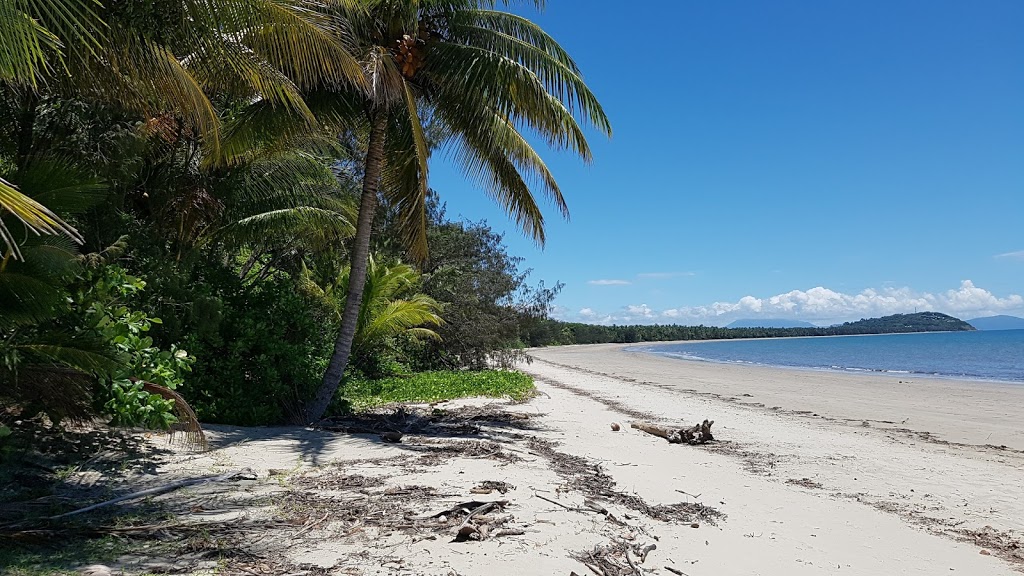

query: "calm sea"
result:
(630, 329), (1024, 384)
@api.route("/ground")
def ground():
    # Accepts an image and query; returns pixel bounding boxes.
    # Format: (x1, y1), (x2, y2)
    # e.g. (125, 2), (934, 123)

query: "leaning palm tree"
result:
(304, 0), (611, 421)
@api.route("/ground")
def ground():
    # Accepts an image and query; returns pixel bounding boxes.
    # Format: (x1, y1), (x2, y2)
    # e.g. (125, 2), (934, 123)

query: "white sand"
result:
(532, 342), (1024, 450)
(130, 343), (1023, 575)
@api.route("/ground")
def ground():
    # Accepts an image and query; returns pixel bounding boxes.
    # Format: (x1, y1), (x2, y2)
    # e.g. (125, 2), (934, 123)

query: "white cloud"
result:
(565, 280), (1024, 326)
(995, 250), (1024, 261)
(588, 279), (631, 286)
(637, 272), (697, 279)
(625, 304), (655, 318)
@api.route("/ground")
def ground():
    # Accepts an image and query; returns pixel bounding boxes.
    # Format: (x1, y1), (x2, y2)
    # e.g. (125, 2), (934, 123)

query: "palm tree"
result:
(304, 0), (611, 422)
(0, 0), (364, 260)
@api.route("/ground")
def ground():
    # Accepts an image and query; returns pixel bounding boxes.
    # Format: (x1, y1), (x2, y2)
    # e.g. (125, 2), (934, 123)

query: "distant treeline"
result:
(524, 312), (974, 346)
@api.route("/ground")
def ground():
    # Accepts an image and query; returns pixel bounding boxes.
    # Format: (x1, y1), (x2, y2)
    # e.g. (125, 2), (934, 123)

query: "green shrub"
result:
(178, 279), (336, 425)
(74, 265), (194, 429)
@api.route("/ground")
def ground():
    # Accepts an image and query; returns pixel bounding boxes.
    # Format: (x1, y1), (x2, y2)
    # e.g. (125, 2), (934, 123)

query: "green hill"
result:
(836, 312), (974, 334)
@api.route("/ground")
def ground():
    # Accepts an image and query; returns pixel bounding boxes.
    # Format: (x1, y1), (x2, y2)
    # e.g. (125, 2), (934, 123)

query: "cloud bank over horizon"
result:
(559, 280), (1024, 326)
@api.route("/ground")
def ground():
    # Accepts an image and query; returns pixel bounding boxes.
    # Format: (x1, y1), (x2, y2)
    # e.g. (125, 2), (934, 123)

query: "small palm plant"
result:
(302, 255), (442, 378)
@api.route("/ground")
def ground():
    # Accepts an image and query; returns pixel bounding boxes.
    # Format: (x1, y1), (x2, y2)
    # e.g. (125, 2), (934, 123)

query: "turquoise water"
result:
(631, 329), (1024, 383)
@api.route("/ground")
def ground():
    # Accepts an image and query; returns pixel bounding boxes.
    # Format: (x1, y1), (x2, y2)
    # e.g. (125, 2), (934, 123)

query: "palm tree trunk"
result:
(303, 111), (388, 423)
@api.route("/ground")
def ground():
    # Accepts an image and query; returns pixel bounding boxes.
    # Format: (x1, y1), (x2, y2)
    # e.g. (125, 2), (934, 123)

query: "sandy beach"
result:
(105, 342), (1023, 575)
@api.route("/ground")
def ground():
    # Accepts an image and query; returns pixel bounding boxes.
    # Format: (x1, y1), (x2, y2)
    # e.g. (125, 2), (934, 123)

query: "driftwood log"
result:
(630, 420), (714, 444)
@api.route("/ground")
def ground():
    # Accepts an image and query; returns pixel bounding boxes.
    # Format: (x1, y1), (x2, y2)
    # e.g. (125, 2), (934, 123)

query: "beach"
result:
(520, 344), (1024, 573)
(534, 342), (1024, 450)
(121, 342), (1024, 575)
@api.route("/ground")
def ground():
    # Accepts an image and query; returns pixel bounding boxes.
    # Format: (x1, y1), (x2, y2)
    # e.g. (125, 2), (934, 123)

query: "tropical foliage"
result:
(1, 1), (605, 431)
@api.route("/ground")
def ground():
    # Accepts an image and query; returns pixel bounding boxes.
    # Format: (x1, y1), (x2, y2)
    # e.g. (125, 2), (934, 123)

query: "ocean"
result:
(630, 329), (1024, 384)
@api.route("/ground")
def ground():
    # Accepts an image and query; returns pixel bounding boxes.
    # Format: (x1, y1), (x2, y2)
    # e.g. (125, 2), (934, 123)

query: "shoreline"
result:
(627, 344), (1024, 387)
(518, 349), (1024, 573)
(529, 342), (1024, 451)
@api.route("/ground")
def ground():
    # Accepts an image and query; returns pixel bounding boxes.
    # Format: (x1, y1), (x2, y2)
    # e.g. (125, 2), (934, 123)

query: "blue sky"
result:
(428, 0), (1024, 326)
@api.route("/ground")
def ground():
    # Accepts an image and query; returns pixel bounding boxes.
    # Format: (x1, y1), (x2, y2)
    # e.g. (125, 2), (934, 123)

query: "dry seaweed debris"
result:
(409, 437), (522, 466)
(472, 480), (514, 494)
(527, 438), (723, 525)
(786, 477), (824, 489)
(952, 525), (1024, 566)
(316, 404), (537, 438)
(571, 539), (659, 576)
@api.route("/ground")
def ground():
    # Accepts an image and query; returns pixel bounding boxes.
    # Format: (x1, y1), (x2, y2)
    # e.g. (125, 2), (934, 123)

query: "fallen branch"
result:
(630, 420), (714, 444)
(664, 567), (688, 576)
(455, 501), (499, 539)
(624, 548), (645, 575)
(50, 468), (254, 520)
(418, 500), (507, 520)
(534, 493), (583, 512)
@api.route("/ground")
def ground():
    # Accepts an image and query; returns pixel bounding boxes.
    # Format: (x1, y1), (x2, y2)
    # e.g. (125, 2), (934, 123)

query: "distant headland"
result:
(535, 312), (975, 345)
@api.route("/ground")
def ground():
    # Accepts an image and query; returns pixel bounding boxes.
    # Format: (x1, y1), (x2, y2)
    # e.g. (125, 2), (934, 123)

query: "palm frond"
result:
(0, 0), (60, 83)
(17, 341), (118, 375)
(0, 177), (82, 260)
(381, 82), (431, 261)
(233, 0), (365, 91)
(1, 365), (95, 422)
(434, 104), (548, 244)
(426, 42), (592, 159)
(357, 297), (442, 348)
(223, 206), (355, 245)
(15, 156), (108, 214)
(110, 36), (222, 152)
(140, 381), (208, 450)
(0, 0), (105, 84)
(0, 235), (80, 327)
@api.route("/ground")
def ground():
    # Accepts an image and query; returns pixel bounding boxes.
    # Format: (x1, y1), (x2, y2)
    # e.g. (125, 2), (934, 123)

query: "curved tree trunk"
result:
(303, 111), (388, 423)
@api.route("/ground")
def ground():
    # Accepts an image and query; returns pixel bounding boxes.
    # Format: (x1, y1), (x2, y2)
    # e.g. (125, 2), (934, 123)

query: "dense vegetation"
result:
(533, 312), (974, 345)
(0, 1), (606, 433)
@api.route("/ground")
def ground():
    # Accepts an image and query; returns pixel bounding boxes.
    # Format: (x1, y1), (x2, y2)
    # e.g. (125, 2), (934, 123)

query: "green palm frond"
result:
(0, 0), (60, 83)
(381, 82), (431, 260)
(16, 156), (108, 214)
(229, 0), (365, 91)
(0, 0), (104, 85)
(330, 255), (442, 354)
(315, 0), (609, 257)
(1, 366), (95, 422)
(358, 296), (442, 348)
(0, 235), (80, 327)
(0, 177), (82, 261)
(0, 155), (108, 261)
(17, 340), (118, 376)
(426, 42), (594, 160)
(1, 330), (118, 423)
(225, 206), (355, 245)
(82, 33), (222, 153)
